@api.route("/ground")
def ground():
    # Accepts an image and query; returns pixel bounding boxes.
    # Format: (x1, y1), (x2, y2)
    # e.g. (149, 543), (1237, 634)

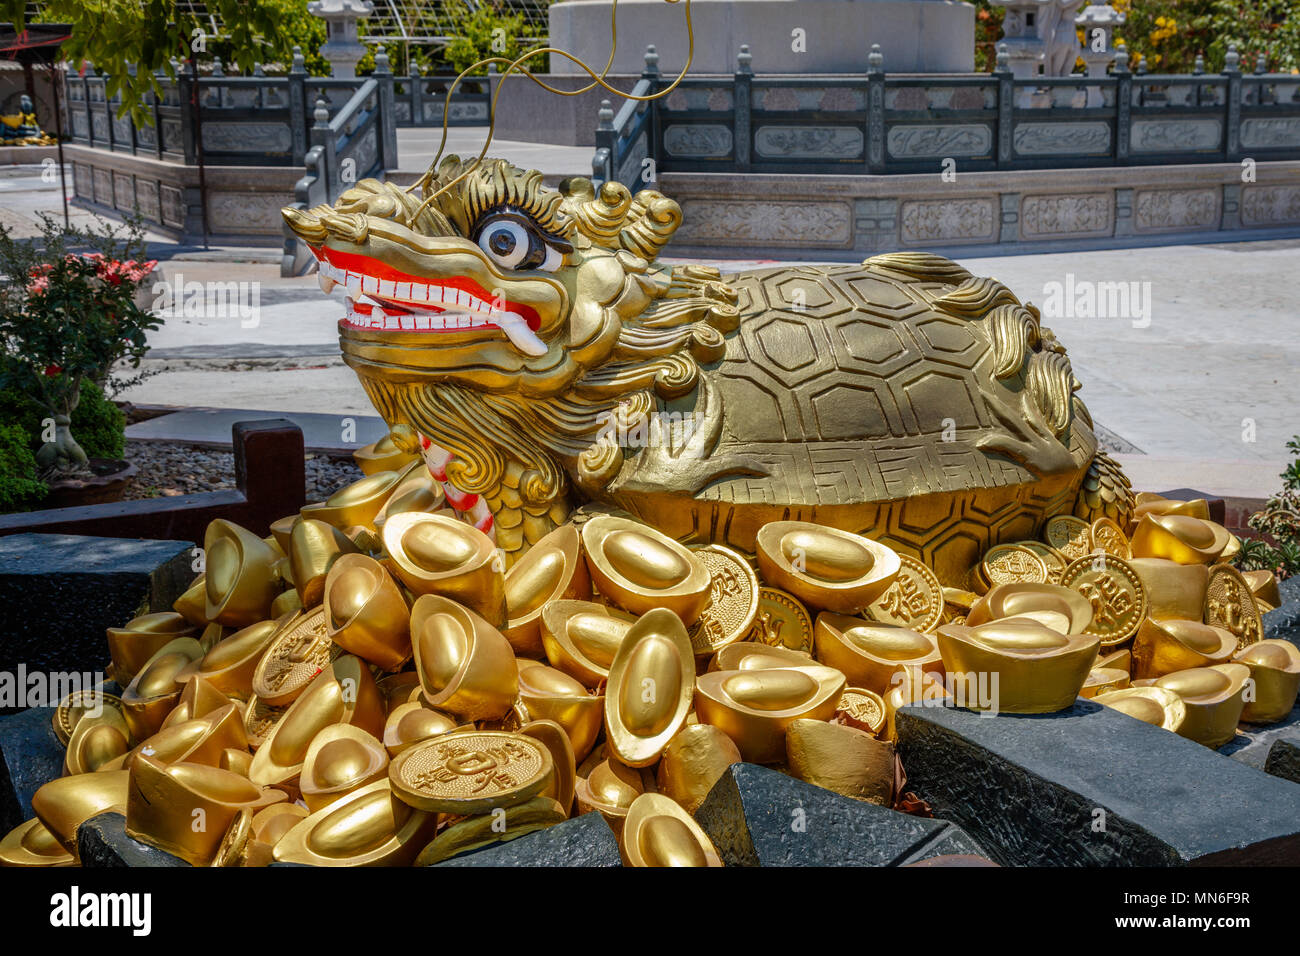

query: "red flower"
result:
(44, 364), (62, 376)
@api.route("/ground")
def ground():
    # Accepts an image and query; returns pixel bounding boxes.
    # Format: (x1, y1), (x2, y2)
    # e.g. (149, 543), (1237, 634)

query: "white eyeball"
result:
(478, 220), (530, 269)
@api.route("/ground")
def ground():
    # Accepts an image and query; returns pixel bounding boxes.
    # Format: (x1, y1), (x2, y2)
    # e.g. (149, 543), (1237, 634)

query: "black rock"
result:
(1220, 703), (1300, 784)
(0, 705), (65, 835)
(436, 812), (623, 867)
(1264, 575), (1300, 647)
(694, 763), (988, 867)
(897, 699), (1300, 866)
(77, 812), (190, 867)
(0, 533), (195, 699)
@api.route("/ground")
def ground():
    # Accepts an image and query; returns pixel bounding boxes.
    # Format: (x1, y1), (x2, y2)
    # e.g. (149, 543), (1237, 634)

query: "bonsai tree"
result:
(0, 214), (160, 479)
(1236, 435), (1300, 579)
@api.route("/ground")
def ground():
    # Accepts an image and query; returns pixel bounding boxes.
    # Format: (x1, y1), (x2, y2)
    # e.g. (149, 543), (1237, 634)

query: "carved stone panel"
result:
(899, 197), (997, 244)
(135, 179), (161, 223)
(887, 124), (992, 159)
(664, 87), (734, 112)
(201, 122), (293, 154)
(160, 185), (186, 228)
(754, 126), (863, 160)
(72, 163), (92, 199)
(1240, 185), (1300, 226)
(1133, 187), (1220, 232)
(1130, 118), (1222, 153)
(208, 191), (290, 235)
(663, 124), (733, 158)
(1240, 118), (1300, 150)
(1013, 121), (1111, 156)
(675, 200), (852, 247)
(1020, 193), (1113, 239)
(113, 173), (135, 211)
(93, 168), (113, 205)
(754, 87), (864, 111)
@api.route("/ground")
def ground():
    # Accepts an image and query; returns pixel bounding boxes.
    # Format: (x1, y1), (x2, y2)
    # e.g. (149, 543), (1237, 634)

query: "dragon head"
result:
(284, 157), (740, 550)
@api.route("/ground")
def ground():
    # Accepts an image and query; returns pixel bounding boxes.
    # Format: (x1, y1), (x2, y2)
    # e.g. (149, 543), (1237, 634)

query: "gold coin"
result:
(388, 730), (554, 815)
(250, 607), (340, 706)
(53, 690), (125, 747)
(1045, 515), (1092, 562)
(836, 687), (886, 736)
(1060, 554), (1148, 646)
(981, 544), (1048, 586)
(1016, 540), (1067, 584)
(242, 695), (288, 749)
(1090, 517), (1131, 560)
(687, 546), (760, 656)
(1204, 565), (1264, 652)
(865, 554), (943, 633)
(745, 587), (814, 654)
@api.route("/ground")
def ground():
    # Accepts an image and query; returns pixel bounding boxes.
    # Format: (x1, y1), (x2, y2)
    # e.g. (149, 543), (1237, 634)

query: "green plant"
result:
(1, 378), (124, 460)
(441, 0), (545, 76)
(0, 423), (47, 512)
(1237, 435), (1300, 578)
(0, 214), (160, 479)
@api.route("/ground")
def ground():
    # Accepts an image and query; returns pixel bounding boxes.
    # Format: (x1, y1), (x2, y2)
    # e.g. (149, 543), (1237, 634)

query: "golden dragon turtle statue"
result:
(283, 157), (1132, 584)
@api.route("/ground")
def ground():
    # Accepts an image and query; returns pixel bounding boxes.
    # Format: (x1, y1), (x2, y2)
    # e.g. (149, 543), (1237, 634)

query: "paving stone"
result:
(126, 408), (388, 454)
(694, 762), (987, 867)
(896, 699), (1300, 866)
(1221, 703), (1300, 783)
(0, 704), (64, 835)
(77, 812), (190, 867)
(436, 812), (623, 867)
(1264, 575), (1300, 647)
(0, 534), (193, 685)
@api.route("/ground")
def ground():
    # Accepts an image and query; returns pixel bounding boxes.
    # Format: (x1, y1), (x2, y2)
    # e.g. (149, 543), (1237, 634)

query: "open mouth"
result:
(315, 249), (548, 357)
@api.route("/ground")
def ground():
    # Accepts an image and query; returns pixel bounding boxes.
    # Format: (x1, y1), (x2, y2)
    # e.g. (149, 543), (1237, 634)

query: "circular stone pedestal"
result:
(548, 0), (975, 76)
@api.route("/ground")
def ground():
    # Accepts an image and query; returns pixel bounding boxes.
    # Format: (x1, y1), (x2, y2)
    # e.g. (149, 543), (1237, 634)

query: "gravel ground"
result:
(123, 440), (364, 503)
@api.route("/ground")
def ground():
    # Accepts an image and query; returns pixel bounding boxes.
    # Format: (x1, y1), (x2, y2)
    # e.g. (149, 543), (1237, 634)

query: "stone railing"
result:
(593, 44), (1300, 188)
(392, 69), (492, 128)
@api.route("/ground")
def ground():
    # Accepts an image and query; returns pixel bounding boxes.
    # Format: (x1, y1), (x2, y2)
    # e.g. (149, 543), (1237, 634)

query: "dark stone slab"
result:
(1264, 575), (1300, 647)
(897, 699), (1300, 866)
(436, 812), (623, 867)
(694, 762), (987, 867)
(0, 533), (194, 686)
(77, 812), (190, 867)
(0, 704), (64, 835)
(1220, 702), (1300, 784)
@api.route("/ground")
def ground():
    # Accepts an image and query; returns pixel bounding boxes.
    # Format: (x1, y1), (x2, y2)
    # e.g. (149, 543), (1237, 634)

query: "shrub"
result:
(0, 422), (47, 512)
(0, 379), (124, 460)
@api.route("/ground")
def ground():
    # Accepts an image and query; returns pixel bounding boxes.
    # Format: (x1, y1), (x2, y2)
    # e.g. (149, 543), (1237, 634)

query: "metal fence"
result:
(594, 44), (1300, 190)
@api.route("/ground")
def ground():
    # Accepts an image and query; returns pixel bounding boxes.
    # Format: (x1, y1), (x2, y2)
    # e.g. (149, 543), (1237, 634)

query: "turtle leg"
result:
(1073, 450), (1135, 526)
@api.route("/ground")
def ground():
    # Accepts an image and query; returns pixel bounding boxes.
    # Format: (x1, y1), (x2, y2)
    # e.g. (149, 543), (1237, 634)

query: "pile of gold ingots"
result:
(3, 460), (1292, 868)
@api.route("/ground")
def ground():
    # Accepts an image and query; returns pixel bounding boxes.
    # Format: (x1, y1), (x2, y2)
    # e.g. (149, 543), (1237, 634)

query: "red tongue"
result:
(351, 300), (411, 317)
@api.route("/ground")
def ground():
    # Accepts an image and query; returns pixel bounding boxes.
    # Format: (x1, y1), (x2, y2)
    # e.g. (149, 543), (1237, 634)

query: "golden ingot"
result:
(222, 748), (254, 777)
(162, 674), (236, 729)
(172, 577), (209, 628)
(209, 806), (255, 867)
(383, 511), (507, 627)
(620, 794), (722, 868)
(695, 665), (846, 763)
(414, 796), (568, 866)
(1128, 558), (1209, 621)
(747, 587), (815, 654)
(965, 582), (1093, 634)
(323, 554), (411, 671)
(243, 695), (288, 750)
(940, 586), (979, 626)
(106, 612), (198, 685)
(785, 718), (895, 806)
(1090, 517), (1131, 559)
(53, 689), (127, 748)
(813, 614), (941, 696)
(655, 724), (742, 815)
(124, 704), (248, 771)
(243, 802), (310, 866)
(1015, 541), (1067, 584)
(1132, 619), (1237, 680)
(1134, 494), (1210, 523)
(410, 593), (518, 720)
(64, 715), (131, 775)
(270, 588), (303, 619)
(289, 518), (361, 610)
(353, 433), (421, 476)
(378, 670), (424, 711)
(269, 514), (300, 553)
(1094, 686), (1187, 732)
(120, 637), (204, 740)
(383, 701), (459, 757)
(1060, 554), (1148, 646)
(1234, 640), (1300, 724)
(581, 515), (712, 624)
(755, 521), (900, 615)
(372, 468), (446, 533)
(388, 729), (554, 814)
(301, 461), (418, 529)
(1204, 564), (1264, 651)
(1242, 569), (1282, 611)
(1219, 533), (1243, 565)
(178, 618), (284, 700)
(31, 770), (128, 853)
(883, 668), (949, 741)
(935, 619), (1099, 713)
(251, 606), (341, 707)
(520, 718), (577, 814)
(1096, 646), (1132, 672)
(1044, 514), (1092, 562)
(502, 524), (590, 656)
(575, 758), (652, 830)
(0, 818), (75, 867)
(1079, 667), (1131, 699)
(1131, 514), (1231, 565)
(300, 725), (390, 811)
(836, 687), (887, 736)
(864, 554), (943, 632)
(686, 545), (760, 657)
(199, 622), (230, 654)
(711, 642), (813, 672)
(204, 519), (281, 626)
(604, 607), (696, 767)
(1145, 664), (1251, 748)
(273, 779), (437, 867)
(516, 663), (603, 763)
(540, 599), (636, 688)
(248, 655), (385, 790)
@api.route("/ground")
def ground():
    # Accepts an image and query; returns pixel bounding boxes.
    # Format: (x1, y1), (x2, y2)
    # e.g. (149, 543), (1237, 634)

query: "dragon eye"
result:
(474, 213), (565, 273)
